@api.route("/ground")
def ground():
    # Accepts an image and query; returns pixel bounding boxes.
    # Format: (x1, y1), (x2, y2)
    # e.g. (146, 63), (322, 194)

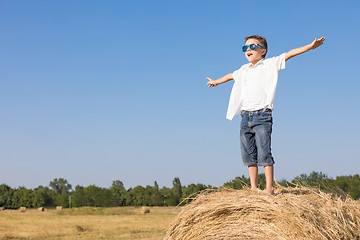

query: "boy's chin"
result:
(247, 57), (261, 64)
(246, 57), (255, 63)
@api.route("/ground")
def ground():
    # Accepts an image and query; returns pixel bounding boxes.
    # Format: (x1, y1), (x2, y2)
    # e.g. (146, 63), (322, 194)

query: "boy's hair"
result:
(245, 35), (268, 58)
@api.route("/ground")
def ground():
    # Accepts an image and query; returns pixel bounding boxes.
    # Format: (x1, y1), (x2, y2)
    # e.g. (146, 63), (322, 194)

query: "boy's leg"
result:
(248, 164), (258, 189)
(253, 109), (275, 194)
(240, 111), (259, 189)
(264, 165), (274, 194)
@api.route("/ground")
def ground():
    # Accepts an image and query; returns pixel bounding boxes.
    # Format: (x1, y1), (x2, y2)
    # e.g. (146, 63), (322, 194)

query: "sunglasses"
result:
(242, 43), (265, 52)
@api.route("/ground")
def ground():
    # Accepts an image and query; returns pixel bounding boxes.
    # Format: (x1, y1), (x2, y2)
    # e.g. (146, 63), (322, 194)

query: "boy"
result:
(206, 35), (325, 195)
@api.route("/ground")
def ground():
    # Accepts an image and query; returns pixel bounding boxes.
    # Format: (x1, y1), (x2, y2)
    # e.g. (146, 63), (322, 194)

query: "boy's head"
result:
(243, 35), (268, 63)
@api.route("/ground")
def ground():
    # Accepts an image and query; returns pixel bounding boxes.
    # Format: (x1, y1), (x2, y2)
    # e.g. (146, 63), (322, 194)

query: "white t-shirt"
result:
(226, 53), (286, 120)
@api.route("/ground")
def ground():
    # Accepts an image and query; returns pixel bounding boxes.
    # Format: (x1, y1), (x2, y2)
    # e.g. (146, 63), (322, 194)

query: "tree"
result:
(151, 181), (164, 206)
(72, 185), (116, 207)
(348, 174), (360, 200)
(14, 187), (33, 208)
(257, 174), (266, 190)
(111, 180), (125, 190)
(154, 181), (159, 191)
(130, 186), (146, 206)
(33, 186), (53, 207)
(110, 180), (126, 206)
(333, 174), (360, 200)
(55, 194), (69, 207)
(172, 177), (182, 205)
(277, 179), (291, 187)
(71, 186), (87, 207)
(223, 175), (250, 189)
(293, 171), (329, 185)
(49, 178), (72, 194)
(31, 190), (46, 208)
(0, 184), (13, 209)
(161, 186), (176, 206)
(181, 183), (211, 205)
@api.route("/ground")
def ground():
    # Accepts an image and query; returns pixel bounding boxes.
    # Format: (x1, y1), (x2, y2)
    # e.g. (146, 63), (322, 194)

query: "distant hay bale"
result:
(19, 207), (26, 212)
(38, 207), (44, 212)
(165, 187), (360, 240)
(0, 207), (4, 211)
(140, 206), (150, 214)
(56, 206), (63, 211)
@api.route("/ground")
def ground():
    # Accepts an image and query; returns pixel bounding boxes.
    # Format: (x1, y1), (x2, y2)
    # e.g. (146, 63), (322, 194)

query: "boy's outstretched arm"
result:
(206, 73), (233, 88)
(285, 37), (325, 62)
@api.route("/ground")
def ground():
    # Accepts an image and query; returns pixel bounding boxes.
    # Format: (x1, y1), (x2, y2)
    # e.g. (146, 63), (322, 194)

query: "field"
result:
(0, 206), (181, 240)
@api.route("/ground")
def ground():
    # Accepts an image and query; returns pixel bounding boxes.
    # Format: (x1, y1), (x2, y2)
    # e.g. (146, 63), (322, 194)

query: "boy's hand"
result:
(310, 37), (326, 50)
(285, 36), (326, 62)
(206, 77), (218, 88)
(206, 73), (233, 87)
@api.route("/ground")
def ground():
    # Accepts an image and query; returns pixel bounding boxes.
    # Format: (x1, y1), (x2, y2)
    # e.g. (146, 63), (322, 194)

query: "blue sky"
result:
(1, 0), (360, 189)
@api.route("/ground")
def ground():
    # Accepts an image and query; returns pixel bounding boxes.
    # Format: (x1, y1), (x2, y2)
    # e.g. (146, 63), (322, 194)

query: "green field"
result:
(0, 207), (181, 239)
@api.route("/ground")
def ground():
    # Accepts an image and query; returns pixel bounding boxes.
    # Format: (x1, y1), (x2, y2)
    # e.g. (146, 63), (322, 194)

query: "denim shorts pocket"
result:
(258, 110), (272, 119)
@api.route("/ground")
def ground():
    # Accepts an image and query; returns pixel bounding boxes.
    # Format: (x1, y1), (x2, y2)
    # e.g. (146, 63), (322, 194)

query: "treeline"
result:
(0, 177), (210, 209)
(223, 171), (360, 200)
(0, 172), (359, 209)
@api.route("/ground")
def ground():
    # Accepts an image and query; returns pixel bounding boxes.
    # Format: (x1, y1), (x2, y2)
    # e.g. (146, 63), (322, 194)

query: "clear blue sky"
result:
(1, 0), (360, 189)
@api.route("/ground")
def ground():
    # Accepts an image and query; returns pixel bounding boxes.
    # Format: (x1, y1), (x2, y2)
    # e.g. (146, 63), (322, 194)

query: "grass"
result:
(0, 206), (181, 240)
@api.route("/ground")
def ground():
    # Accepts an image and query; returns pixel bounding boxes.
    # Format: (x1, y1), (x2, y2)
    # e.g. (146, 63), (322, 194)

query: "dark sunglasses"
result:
(242, 43), (265, 52)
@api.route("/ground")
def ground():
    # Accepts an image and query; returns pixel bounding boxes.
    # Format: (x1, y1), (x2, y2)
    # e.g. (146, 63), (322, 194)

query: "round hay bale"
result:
(38, 207), (44, 212)
(56, 206), (63, 211)
(19, 207), (26, 212)
(164, 187), (360, 240)
(0, 207), (4, 211)
(140, 206), (150, 214)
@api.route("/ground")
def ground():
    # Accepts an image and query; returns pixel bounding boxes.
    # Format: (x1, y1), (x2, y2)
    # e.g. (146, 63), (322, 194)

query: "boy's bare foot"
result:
(264, 188), (275, 196)
(250, 188), (262, 193)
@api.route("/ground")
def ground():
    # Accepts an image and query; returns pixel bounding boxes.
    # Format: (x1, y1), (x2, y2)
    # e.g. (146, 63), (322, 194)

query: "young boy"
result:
(206, 35), (325, 195)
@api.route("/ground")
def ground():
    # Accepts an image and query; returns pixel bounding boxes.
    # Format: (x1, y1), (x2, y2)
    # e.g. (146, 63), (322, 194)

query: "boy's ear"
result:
(262, 48), (267, 58)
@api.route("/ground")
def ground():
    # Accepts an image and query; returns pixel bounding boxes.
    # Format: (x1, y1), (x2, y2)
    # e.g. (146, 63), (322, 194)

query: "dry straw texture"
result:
(164, 187), (360, 240)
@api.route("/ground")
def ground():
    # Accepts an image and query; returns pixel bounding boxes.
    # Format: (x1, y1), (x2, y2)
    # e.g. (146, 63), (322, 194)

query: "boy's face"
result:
(244, 38), (267, 64)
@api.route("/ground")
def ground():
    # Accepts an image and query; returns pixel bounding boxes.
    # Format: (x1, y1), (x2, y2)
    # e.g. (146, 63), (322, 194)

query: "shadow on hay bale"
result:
(164, 187), (360, 240)
(140, 206), (150, 214)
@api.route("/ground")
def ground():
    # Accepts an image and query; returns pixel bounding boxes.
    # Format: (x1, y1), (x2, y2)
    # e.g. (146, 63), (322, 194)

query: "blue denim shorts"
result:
(240, 108), (274, 167)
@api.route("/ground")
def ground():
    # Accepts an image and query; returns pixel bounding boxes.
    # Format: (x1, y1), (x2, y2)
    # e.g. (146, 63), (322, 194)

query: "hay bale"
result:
(19, 207), (26, 212)
(38, 207), (44, 212)
(140, 206), (150, 214)
(0, 207), (4, 211)
(56, 206), (63, 211)
(165, 187), (360, 240)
